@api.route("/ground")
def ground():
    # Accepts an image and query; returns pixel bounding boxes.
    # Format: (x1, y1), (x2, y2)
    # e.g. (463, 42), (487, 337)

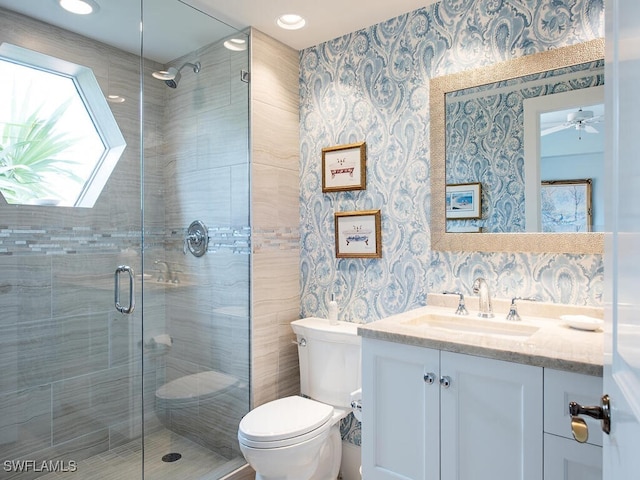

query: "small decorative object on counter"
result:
(328, 293), (338, 325)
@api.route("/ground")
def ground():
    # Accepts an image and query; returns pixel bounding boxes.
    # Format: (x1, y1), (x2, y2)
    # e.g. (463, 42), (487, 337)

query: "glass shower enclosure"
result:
(0, 0), (251, 478)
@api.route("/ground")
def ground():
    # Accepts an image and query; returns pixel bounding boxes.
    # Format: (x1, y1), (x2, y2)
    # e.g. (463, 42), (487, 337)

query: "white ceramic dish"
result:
(560, 315), (604, 331)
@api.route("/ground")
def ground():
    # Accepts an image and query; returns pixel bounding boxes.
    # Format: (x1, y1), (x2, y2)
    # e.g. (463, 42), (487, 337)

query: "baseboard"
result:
(220, 463), (255, 480)
(340, 441), (361, 480)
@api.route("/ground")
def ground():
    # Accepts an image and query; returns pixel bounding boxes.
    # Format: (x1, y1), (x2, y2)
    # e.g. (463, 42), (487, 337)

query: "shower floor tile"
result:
(38, 427), (245, 480)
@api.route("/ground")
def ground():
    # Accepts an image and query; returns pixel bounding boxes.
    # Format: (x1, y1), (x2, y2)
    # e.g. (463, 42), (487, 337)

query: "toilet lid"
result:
(238, 396), (333, 443)
(156, 371), (238, 400)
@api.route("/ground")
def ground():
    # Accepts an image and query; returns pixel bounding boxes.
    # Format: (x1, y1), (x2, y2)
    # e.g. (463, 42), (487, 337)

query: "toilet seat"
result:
(238, 396), (334, 449)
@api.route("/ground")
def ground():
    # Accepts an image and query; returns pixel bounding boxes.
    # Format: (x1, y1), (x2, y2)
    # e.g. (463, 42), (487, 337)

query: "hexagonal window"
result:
(0, 43), (126, 207)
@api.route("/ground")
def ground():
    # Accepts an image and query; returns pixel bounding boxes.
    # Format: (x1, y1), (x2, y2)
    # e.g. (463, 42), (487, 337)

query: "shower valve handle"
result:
(183, 220), (208, 257)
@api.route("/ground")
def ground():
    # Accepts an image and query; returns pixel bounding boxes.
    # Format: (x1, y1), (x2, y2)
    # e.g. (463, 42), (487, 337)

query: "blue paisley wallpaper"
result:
(299, 0), (604, 448)
(299, 0), (604, 329)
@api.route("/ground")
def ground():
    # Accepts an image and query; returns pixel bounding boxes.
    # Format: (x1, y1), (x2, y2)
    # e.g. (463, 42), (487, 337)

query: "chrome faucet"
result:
(472, 277), (494, 318)
(443, 291), (469, 315)
(154, 260), (172, 283)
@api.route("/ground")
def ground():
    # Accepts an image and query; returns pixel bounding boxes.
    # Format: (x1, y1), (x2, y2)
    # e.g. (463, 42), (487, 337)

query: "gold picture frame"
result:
(541, 179), (592, 232)
(334, 210), (382, 258)
(322, 142), (366, 192)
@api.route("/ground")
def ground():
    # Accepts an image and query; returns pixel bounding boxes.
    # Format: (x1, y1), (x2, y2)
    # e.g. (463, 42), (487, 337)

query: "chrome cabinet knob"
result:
(440, 376), (451, 388)
(424, 372), (436, 385)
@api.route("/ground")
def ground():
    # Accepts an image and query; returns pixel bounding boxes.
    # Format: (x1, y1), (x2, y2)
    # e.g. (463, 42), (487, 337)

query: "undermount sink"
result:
(400, 312), (540, 339)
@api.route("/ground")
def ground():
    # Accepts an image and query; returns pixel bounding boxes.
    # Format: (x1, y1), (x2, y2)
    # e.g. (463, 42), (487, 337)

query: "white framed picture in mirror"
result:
(446, 183), (481, 219)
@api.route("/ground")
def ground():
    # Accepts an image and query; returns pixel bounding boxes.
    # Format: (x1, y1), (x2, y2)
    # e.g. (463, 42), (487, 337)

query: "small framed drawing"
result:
(334, 210), (382, 258)
(322, 142), (366, 192)
(540, 179), (592, 232)
(445, 182), (482, 219)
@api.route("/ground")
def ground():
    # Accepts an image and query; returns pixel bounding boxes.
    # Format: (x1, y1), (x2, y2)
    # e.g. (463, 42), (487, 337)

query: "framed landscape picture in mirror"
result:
(322, 141), (366, 192)
(446, 183), (481, 219)
(541, 179), (592, 232)
(334, 210), (381, 258)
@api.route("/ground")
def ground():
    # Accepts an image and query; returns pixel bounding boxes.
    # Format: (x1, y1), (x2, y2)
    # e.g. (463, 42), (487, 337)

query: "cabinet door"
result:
(440, 351), (543, 480)
(362, 338), (440, 480)
(544, 433), (602, 480)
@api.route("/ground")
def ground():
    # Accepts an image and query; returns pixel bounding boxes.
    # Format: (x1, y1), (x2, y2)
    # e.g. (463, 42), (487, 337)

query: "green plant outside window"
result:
(0, 43), (126, 207)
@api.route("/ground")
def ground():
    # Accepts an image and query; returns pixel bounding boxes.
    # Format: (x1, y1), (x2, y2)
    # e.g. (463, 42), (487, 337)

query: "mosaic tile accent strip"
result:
(252, 227), (300, 253)
(0, 226), (252, 256)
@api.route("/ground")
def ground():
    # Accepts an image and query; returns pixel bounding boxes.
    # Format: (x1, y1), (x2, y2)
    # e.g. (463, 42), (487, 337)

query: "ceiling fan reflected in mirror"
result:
(541, 107), (603, 138)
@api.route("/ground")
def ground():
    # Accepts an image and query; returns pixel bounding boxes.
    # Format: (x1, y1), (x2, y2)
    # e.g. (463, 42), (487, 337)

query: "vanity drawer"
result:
(544, 433), (602, 480)
(544, 369), (603, 446)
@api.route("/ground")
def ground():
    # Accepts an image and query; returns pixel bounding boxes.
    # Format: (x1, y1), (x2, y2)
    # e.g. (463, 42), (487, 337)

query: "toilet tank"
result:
(291, 317), (361, 409)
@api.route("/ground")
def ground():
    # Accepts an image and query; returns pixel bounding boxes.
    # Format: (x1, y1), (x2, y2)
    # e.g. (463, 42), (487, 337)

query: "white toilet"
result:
(238, 317), (361, 480)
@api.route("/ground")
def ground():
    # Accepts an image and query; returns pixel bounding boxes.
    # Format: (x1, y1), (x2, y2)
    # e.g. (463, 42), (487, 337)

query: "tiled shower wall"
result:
(0, 4), (254, 471)
(0, 7), (157, 471)
(149, 28), (252, 458)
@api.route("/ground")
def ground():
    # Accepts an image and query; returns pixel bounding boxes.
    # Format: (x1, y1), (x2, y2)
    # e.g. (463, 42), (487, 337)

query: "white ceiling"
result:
(541, 104), (605, 157)
(0, 0), (438, 63)
(185, 0), (440, 51)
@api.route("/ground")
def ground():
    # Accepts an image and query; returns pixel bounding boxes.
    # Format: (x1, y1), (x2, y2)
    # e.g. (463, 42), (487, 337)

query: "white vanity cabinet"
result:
(543, 369), (603, 480)
(361, 337), (543, 480)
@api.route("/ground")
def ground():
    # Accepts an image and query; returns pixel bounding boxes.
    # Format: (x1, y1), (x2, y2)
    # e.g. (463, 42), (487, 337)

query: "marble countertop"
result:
(357, 294), (604, 377)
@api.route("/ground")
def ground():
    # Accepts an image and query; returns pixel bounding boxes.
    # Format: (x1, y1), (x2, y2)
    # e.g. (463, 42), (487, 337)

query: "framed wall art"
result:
(445, 182), (482, 219)
(322, 141), (366, 192)
(540, 179), (592, 232)
(334, 209), (381, 258)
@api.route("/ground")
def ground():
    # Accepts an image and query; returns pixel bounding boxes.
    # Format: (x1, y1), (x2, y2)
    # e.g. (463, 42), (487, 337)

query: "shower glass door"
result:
(141, 1), (251, 478)
(0, 0), (145, 478)
(0, 0), (250, 478)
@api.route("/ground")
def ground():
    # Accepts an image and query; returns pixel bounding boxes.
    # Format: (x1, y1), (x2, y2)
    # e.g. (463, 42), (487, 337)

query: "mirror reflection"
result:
(445, 59), (604, 233)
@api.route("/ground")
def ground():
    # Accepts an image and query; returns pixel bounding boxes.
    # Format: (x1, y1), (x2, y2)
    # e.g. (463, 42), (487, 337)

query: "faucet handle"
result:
(443, 291), (469, 315)
(506, 296), (539, 321)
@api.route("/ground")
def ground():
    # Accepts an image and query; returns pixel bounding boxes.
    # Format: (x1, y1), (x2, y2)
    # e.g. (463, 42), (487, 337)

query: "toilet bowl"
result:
(237, 318), (361, 480)
(238, 395), (346, 480)
(156, 370), (244, 458)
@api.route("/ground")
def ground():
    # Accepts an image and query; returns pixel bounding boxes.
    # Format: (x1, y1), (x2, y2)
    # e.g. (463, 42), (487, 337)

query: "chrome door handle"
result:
(114, 265), (135, 314)
(440, 375), (451, 388)
(424, 372), (436, 385)
(568, 394), (611, 443)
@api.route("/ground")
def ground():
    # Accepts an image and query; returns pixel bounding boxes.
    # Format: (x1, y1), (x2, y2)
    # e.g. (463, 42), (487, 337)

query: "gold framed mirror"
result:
(430, 39), (604, 253)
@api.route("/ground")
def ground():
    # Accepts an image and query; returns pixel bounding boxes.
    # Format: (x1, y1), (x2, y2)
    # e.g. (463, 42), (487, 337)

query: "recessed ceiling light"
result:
(276, 14), (306, 30)
(58, 0), (100, 15)
(223, 38), (248, 52)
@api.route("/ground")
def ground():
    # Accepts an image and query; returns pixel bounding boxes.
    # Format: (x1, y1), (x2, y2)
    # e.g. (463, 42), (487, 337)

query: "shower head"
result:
(152, 61), (201, 88)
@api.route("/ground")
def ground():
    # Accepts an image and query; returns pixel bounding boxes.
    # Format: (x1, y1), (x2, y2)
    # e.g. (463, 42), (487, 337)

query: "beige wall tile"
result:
(250, 30), (299, 114)
(249, 29), (301, 409)
(252, 163), (300, 229)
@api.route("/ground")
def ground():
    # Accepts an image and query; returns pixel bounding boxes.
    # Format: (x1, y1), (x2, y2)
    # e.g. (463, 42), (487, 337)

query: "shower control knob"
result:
(184, 220), (208, 257)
